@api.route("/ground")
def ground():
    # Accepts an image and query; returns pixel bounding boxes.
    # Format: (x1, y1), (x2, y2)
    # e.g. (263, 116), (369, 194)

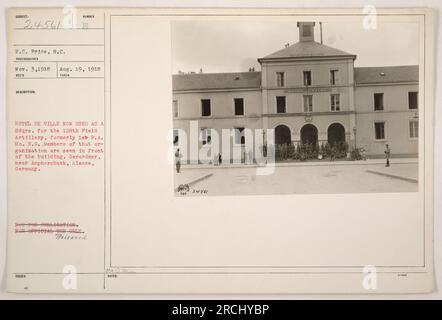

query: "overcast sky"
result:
(171, 20), (419, 74)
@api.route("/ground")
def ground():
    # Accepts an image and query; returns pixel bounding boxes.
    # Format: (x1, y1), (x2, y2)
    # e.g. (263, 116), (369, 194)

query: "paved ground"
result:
(175, 170), (212, 188)
(174, 160), (418, 195)
(365, 164), (418, 181)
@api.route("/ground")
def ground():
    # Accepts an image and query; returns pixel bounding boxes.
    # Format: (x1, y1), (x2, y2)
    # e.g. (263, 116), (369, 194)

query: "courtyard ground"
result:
(174, 158), (418, 196)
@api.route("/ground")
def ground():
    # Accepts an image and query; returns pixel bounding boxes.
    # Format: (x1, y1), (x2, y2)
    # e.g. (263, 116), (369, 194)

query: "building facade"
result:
(172, 22), (419, 162)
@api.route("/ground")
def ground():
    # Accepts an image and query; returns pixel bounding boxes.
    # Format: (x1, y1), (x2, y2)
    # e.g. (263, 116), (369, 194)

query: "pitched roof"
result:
(172, 71), (261, 91)
(354, 65), (419, 84)
(259, 41), (356, 61)
(172, 66), (419, 91)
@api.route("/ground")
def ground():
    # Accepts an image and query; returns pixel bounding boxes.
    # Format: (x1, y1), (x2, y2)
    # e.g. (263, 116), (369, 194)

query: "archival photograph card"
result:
(6, 7), (435, 294)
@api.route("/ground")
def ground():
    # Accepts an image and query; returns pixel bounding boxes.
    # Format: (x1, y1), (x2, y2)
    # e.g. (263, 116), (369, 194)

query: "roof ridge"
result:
(355, 65), (418, 69)
(173, 71), (261, 76)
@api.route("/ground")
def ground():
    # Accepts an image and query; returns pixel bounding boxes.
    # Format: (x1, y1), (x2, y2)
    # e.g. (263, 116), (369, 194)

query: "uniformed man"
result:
(175, 148), (182, 173)
(384, 144), (391, 167)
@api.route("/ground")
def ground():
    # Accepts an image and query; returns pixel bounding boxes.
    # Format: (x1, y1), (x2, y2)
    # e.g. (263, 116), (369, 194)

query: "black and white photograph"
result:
(171, 19), (420, 196)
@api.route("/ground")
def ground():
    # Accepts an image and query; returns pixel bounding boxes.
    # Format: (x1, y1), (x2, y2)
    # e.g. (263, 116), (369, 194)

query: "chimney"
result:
(297, 22), (315, 42)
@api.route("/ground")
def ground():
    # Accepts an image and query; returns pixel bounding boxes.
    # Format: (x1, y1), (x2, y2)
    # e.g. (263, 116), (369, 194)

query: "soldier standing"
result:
(175, 148), (182, 173)
(384, 144), (391, 167)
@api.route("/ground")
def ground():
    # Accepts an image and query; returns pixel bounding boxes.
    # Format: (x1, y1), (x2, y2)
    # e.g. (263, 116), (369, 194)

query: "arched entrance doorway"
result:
(327, 123), (346, 145)
(300, 124), (318, 145)
(275, 125), (291, 145)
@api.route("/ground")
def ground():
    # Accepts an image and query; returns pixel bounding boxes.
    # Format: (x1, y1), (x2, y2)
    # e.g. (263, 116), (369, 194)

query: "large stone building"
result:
(172, 22), (419, 162)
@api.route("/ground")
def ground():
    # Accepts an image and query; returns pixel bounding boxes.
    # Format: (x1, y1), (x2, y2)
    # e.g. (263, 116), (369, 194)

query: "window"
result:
(173, 129), (179, 146)
(201, 99), (211, 117)
(303, 95), (313, 112)
(276, 96), (286, 113)
(374, 122), (385, 140)
(330, 70), (338, 85)
(408, 92), (418, 110)
(302, 25), (312, 37)
(276, 72), (285, 87)
(409, 120), (419, 138)
(234, 98), (244, 116)
(172, 100), (178, 118)
(235, 127), (245, 145)
(303, 71), (312, 86)
(374, 93), (384, 111)
(200, 128), (211, 145)
(330, 94), (340, 111)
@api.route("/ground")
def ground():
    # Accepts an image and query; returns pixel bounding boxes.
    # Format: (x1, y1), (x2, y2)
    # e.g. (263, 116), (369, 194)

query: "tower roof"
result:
(258, 41), (356, 62)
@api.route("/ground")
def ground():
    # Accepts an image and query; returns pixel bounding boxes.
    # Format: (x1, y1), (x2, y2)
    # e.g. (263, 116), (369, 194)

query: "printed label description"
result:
(14, 120), (104, 172)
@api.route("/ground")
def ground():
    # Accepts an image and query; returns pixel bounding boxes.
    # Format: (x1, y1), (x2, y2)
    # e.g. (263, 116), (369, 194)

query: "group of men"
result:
(173, 144), (392, 173)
